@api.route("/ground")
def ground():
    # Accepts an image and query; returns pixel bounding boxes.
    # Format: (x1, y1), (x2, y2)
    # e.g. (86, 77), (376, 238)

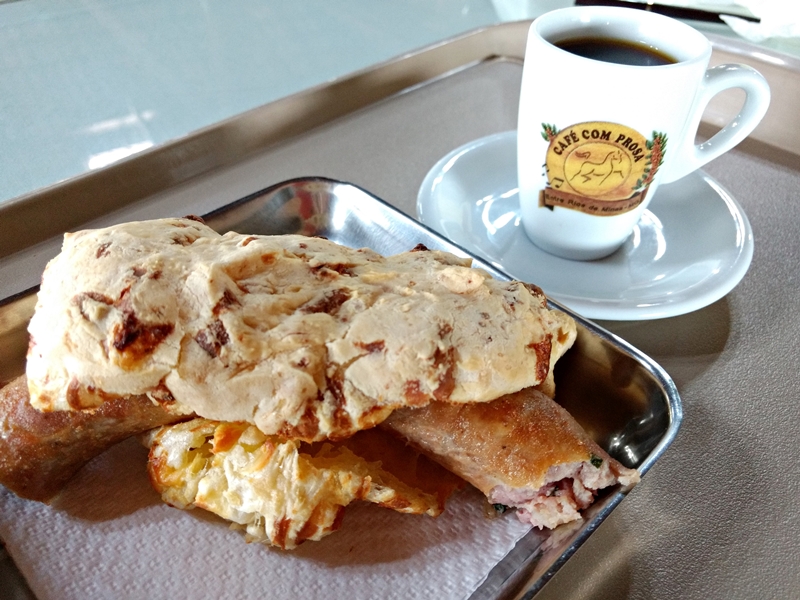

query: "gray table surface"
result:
(367, 66), (800, 599)
(280, 59), (800, 600)
(537, 138), (800, 599)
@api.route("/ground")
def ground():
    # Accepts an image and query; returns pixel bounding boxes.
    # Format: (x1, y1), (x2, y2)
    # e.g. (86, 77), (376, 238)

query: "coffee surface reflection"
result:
(556, 37), (677, 66)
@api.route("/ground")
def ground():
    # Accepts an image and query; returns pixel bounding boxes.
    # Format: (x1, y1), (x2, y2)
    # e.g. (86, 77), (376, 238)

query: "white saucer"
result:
(417, 131), (753, 321)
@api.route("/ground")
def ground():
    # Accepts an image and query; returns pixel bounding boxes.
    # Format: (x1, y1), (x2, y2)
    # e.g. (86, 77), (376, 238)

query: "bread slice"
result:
(0, 375), (187, 502)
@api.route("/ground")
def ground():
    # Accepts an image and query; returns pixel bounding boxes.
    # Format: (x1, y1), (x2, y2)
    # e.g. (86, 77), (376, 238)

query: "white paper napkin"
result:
(0, 438), (536, 600)
(722, 0), (800, 43)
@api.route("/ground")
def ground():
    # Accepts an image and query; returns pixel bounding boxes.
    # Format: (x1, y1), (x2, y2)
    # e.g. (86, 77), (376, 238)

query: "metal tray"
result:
(0, 177), (680, 600)
(207, 178), (683, 599)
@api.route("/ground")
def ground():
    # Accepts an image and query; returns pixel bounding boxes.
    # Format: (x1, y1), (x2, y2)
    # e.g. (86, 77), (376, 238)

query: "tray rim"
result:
(1, 20), (796, 263)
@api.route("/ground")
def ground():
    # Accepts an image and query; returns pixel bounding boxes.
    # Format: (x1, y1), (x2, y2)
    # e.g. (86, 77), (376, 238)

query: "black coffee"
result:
(556, 37), (676, 67)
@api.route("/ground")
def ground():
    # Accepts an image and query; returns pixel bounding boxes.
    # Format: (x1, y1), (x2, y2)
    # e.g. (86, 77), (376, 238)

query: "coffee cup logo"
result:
(539, 122), (666, 216)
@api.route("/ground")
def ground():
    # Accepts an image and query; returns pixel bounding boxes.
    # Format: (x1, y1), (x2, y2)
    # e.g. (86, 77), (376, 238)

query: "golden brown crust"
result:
(382, 386), (636, 495)
(27, 219), (574, 441)
(0, 375), (186, 502)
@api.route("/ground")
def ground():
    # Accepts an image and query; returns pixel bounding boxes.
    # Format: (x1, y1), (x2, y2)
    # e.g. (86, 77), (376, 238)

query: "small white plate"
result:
(417, 130), (753, 321)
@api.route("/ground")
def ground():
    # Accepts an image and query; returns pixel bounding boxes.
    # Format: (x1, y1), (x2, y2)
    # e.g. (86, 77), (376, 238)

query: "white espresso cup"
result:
(517, 6), (770, 260)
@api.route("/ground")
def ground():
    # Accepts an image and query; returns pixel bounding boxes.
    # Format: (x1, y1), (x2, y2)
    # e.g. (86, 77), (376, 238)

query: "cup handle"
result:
(659, 64), (770, 184)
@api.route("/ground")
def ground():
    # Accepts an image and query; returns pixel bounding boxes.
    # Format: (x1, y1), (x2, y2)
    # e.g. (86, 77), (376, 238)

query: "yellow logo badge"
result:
(540, 122), (666, 216)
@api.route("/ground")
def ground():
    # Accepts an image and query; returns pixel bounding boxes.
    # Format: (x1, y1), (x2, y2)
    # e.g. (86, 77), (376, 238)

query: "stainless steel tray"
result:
(208, 177), (683, 599)
(0, 177), (681, 600)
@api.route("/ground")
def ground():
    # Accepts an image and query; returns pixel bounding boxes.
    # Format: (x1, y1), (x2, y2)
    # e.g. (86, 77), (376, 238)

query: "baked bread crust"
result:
(27, 218), (575, 441)
(0, 375), (186, 502)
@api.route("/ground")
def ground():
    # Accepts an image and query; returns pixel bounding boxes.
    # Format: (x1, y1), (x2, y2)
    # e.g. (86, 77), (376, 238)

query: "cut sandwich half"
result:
(382, 386), (640, 530)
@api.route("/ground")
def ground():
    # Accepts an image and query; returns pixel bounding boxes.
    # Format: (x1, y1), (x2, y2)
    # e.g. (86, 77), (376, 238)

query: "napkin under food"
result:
(0, 438), (535, 600)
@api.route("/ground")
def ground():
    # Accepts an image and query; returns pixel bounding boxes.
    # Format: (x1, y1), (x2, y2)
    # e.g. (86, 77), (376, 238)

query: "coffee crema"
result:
(555, 37), (677, 67)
